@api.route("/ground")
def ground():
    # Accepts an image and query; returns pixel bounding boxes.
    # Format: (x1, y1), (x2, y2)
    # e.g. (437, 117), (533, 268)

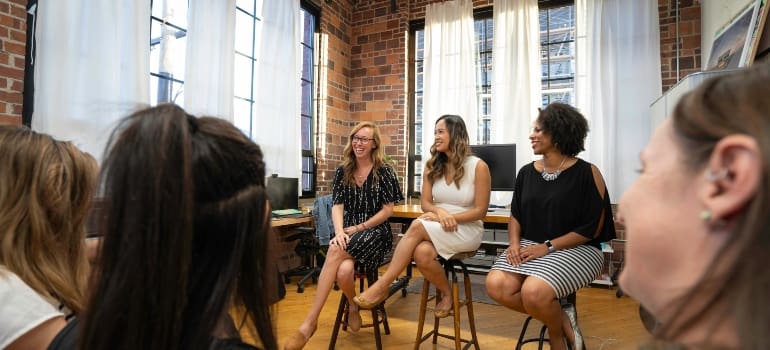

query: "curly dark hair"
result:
(536, 102), (589, 157)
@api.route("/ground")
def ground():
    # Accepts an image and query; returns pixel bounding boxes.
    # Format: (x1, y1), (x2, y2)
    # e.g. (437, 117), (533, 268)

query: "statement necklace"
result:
(541, 156), (567, 181)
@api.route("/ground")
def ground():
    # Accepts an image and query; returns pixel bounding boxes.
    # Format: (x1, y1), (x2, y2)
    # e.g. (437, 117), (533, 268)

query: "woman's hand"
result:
(505, 244), (522, 266)
(331, 232), (350, 250)
(516, 243), (548, 264)
(435, 208), (457, 232)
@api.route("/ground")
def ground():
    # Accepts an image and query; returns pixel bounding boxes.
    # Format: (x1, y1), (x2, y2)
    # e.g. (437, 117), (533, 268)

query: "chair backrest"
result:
(312, 194), (334, 245)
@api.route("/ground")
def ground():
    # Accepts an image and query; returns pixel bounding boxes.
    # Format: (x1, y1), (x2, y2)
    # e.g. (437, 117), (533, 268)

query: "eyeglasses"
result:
(352, 136), (374, 144)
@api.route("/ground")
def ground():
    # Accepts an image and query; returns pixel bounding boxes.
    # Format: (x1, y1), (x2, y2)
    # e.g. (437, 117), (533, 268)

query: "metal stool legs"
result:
(414, 254), (479, 350)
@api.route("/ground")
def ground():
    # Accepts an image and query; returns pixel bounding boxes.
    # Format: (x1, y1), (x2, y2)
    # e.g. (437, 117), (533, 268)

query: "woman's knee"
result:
(413, 242), (437, 266)
(485, 270), (518, 299)
(404, 220), (427, 240)
(336, 259), (355, 281)
(520, 279), (556, 309)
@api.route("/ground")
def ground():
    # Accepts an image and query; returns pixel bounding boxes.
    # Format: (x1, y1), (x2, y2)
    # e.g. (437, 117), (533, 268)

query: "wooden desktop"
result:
(392, 204), (510, 225)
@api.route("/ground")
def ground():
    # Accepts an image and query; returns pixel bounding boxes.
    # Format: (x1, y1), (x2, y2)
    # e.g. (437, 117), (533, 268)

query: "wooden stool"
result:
(515, 292), (584, 350)
(328, 266), (390, 350)
(414, 251), (480, 350)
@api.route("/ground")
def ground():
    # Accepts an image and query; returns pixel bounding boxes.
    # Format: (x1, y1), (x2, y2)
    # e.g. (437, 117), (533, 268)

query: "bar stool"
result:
(515, 292), (584, 350)
(414, 251), (479, 350)
(328, 265), (390, 350)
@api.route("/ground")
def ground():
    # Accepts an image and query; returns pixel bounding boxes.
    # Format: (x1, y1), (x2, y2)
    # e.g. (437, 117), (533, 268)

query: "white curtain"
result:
(252, 0), (302, 179)
(490, 0), (541, 206)
(575, 0), (661, 202)
(32, 1), (150, 161)
(423, 0), (478, 154)
(184, 0), (236, 121)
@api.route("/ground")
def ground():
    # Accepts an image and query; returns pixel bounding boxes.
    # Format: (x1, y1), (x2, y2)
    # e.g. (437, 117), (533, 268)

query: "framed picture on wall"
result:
(745, 0), (769, 65)
(706, 0), (767, 70)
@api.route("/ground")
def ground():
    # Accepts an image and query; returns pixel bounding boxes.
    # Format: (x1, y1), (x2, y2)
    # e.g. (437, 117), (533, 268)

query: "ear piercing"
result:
(705, 168), (728, 182)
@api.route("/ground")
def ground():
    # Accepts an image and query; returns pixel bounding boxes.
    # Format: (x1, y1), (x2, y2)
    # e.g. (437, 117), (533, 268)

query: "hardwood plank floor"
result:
(268, 270), (652, 349)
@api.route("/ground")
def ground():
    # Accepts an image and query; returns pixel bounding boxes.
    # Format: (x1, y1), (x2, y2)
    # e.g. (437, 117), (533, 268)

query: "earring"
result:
(699, 209), (712, 221)
(706, 168), (728, 182)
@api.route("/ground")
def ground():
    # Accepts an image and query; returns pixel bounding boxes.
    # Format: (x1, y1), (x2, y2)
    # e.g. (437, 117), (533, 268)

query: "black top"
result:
(331, 164), (403, 271)
(510, 158), (615, 248)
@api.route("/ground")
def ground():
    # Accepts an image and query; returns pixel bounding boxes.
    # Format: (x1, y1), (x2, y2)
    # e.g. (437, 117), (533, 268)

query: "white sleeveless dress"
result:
(416, 156), (484, 259)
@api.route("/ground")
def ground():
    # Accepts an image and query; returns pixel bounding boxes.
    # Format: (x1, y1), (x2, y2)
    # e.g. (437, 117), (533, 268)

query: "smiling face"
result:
(433, 119), (451, 154)
(529, 124), (555, 155)
(351, 126), (376, 161)
(618, 119), (726, 323)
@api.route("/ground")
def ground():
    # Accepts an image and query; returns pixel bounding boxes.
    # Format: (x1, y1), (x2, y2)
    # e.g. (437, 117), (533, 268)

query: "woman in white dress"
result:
(353, 114), (490, 317)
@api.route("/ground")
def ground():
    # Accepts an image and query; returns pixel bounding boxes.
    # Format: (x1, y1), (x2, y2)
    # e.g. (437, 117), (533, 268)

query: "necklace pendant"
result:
(541, 169), (561, 181)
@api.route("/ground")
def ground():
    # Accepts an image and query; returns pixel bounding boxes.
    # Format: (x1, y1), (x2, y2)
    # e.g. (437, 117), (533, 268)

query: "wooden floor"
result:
(267, 270), (652, 350)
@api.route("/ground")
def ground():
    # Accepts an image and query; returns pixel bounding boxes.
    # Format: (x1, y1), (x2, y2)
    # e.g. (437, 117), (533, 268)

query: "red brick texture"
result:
(659, 0), (702, 92)
(0, 0), (25, 125)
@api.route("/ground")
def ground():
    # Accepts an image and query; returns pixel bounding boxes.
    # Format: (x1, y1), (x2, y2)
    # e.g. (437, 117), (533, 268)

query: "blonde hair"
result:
(0, 125), (98, 313)
(341, 121), (387, 186)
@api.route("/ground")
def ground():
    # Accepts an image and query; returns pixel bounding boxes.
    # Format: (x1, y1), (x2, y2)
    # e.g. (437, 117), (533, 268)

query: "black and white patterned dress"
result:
(332, 165), (404, 272)
(490, 159), (615, 298)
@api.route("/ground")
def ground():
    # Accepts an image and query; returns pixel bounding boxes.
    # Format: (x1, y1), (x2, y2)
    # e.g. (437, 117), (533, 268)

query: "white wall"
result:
(701, 0), (754, 69)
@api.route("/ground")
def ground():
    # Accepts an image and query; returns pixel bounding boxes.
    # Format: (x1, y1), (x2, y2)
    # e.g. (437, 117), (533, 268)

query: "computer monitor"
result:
(470, 143), (516, 191)
(265, 176), (299, 211)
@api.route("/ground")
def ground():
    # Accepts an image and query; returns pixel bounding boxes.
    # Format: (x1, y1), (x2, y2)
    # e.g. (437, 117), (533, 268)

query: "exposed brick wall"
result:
(0, 0), (25, 125)
(659, 0), (702, 92)
(314, 0), (354, 194)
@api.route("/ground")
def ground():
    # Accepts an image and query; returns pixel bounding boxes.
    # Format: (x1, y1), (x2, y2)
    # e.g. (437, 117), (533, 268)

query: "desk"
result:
(392, 204), (510, 225)
(271, 215), (314, 228)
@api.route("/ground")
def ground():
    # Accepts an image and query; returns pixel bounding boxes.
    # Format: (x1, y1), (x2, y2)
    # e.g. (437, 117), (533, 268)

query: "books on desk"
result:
(271, 209), (304, 218)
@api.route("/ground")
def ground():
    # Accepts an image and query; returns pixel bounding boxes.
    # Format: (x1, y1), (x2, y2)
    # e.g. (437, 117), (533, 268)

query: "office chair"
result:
(283, 195), (334, 293)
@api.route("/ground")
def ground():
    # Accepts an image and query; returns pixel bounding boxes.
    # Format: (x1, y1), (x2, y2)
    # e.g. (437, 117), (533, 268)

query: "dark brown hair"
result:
(80, 104), (277, 350)
(425, 114), (472, 188)
(535, 102), (589, 157)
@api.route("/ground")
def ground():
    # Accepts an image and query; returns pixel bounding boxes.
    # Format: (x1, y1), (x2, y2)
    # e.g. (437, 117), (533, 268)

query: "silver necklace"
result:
(541, 157), (567, 181)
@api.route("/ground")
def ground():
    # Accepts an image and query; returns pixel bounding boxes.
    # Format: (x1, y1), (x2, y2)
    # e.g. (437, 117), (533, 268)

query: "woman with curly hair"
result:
(353, 115), (491, 319)
(0, 126), (98, 350)
(485, 103), (616, 350)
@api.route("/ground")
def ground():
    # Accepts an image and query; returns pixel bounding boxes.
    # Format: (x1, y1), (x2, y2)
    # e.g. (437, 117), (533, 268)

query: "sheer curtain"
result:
(423, 0), (478, 154)
(32, 1), (150, 161)
(575, 0), (661, 201)
(252, 0), (301, 179)
(491, 0), (541, 205)
(184, 0), (236, 121)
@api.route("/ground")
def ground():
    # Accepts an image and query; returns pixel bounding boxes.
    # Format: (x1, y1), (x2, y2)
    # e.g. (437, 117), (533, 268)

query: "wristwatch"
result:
(544, 240), (557, 254)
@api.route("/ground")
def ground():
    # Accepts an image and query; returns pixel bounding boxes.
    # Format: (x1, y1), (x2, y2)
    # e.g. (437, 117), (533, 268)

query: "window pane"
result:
(416, 30), (424, 60)
(302, 46), (313, 81)
(236, 0), (254, 15)
(302, 10), (314, 44)
(301, 115), (312, 150)
(150, 75), (185, 106)
(301, 81), (312, 116)
(233, 98), (252, 136)
(234, 54), (253, 99)
(149, 20), (187, 80)
(235, 10), (255, 55)
(152, 0), (188, 28)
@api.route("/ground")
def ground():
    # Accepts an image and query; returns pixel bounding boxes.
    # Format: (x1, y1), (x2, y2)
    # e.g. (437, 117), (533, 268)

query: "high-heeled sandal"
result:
(283, 325), (316, 350)
(433, 297), (453, 318)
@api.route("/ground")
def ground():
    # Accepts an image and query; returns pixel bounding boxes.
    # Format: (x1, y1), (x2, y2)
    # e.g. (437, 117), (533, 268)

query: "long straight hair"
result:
(425, 115), (472, 188)
(80, 104), (277, 350)
(0, 126), (97, 314)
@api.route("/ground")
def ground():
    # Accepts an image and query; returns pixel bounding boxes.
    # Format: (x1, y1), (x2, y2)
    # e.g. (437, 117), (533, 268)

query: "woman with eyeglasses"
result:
(285, 121), (403, 350)
(353, 115), (491, 319)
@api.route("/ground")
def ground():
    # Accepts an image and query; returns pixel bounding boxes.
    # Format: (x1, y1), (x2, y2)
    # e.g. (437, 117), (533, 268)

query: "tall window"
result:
(540, 4), (575, 107)
(409, 2), (576, 196)
(150, 0), (188, 106)
(299, 5), (318, 196)
(149, 1), (317, 196)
